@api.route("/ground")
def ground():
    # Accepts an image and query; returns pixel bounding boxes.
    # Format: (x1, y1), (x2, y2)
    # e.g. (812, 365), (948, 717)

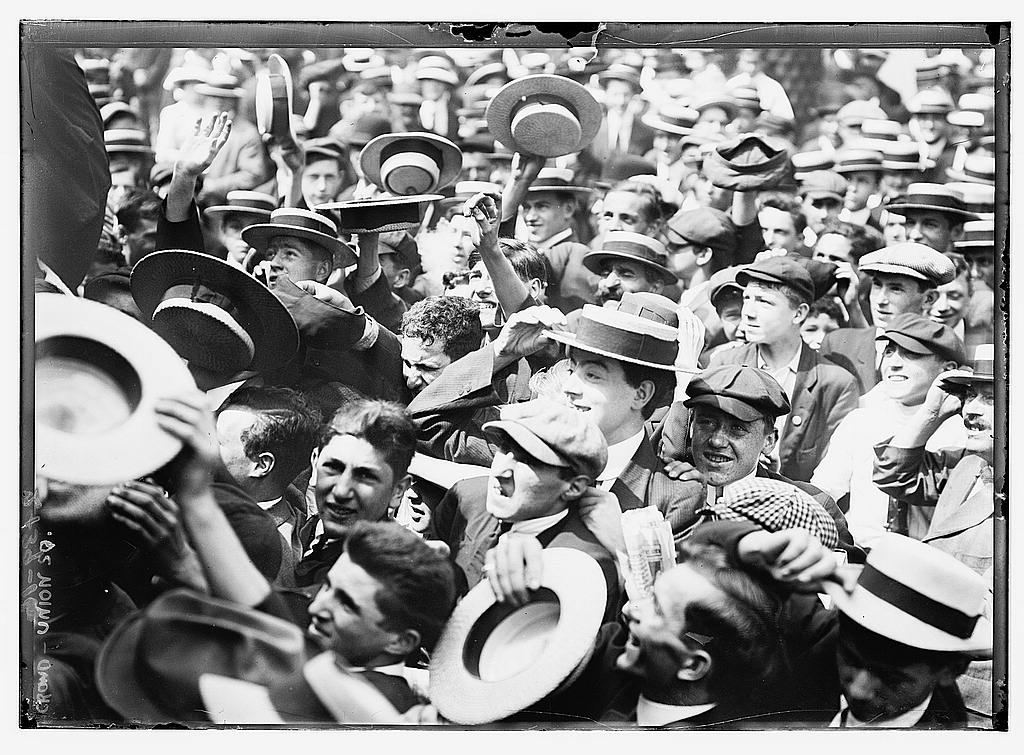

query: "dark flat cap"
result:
(702, 133), (793, 192)
(685, 364), (792, 422)
(736, 256), (815, 305)
(876, 313), (966, 364)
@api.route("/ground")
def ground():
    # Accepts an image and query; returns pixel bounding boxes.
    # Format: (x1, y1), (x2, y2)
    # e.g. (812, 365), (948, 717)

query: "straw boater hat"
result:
(241, 207), (355, 268)
(131, 249), (300, 375)
(939, 343), (995, 391)
(526, 167), (592, 197)
(318, 194), (442, 234)
(880, 141), (935, 172)
(836, 99), (887, 127)
(693, 92), (738, 119)
(255, 53), (295, 145)
(908, 87), (956, 115)
(485, 74), (602, 158)
(884, 183), (979, 221)
(429, 547), (608, 725)
(582, 231), (677, 286)
(96, 589), (307, 724)
(35, 293), (197, 486)
(202, 190), (277, 221)
(832, 145), (884, 174)
(104, 129), (154, 155)
(859, 118), (903, 144)
(791, 150), (836, 179)
(823, 533), (993, 655)
(953, 219), (994, 250)
(342, 48), (385, 73)
(544, 292), (689, 372)
(945, 153), (996, 186)
(195, 73), (245, 100)
(641, 103), (700, 136)
(360, 132), (463, 196)
(415, 55), (459, 87)
(945, 183), (994, 218)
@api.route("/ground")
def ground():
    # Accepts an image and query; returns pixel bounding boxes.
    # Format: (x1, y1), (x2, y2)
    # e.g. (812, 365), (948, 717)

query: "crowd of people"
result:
(26, 43), (1000, 730)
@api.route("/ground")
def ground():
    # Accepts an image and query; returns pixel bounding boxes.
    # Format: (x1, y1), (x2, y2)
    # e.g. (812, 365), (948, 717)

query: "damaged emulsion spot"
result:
(447, 22), (603, 44)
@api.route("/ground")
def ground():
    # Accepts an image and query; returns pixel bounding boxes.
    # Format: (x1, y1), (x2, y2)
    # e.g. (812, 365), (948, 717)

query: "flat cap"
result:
(708, 266), (744, 307)
(664, 207), (737, 255)
(482, 399), (608, 482)
(798, 170), (848, 202)
(877, 313), (965, 364)
(705, 477), (839, 549)
(702, 133), (792, 192)
(736, 256), (815, 305)
(858, 242), (956, 287)
(684, 364), (791, 422)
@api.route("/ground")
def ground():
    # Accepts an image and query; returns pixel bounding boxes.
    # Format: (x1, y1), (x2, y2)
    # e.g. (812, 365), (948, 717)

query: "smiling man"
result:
(819, 241), (955, 394)
(710, 257), (859, 483)
(811, 314), (965, 547)
(294, 398), (419, 589)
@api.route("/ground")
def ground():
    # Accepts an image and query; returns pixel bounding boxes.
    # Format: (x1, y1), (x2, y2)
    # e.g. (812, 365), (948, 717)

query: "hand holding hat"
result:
(921, 368), (972, 424)
(491, 305), (569, 366)
(737, 527), (856, 594)
(484, 533), (544, 607)
(462, 192), (502, 252)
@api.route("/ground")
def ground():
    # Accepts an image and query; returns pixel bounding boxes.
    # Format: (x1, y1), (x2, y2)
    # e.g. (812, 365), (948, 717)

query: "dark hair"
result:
(498, 238), (549, 286)
(218, 387), (324, 483)
(674, 541), (786, 704)
(808, 295), (847, 327)
(759, 193), (807, 235)
(818, 218), (884, 263)
(838, 612), (972, 675)
(115, 189), (162, 233)
(605, 180), (669, 232)
(344, 521), (457, 653)
(320, 399), (417, 480)
(944, 251), (972, 292)
(620, 360), (677, 420)
(401, 296), (484, 362)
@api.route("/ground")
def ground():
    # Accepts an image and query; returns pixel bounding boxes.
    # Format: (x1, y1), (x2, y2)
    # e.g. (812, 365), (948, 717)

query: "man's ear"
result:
(922, 288), (940, 308)
(949, 222), (965, 244)
(392, 267), (412, 289)
(649, 279), (666, 295)
(316, 257), (334, 283)
(694, 246), (714, 268)
(383, 628), (421, 659)
(634, 378), (657, 412)
(762, 425), (779, 458)
(676, 646), (712, 682)
(529, 278), (547, 301)
(561, 474), (592, 502)
(390, 473), (413, 509)
(792, 302), (811, 326)
(252, 451), (276, 479)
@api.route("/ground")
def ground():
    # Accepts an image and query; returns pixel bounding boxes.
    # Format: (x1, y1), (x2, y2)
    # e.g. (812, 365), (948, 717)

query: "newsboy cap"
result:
(684, 364), (791, 422)
(482, 399), (608, 482)
(735, 256), (815, 305)
(664, 207), (738, 256)
(858, 242), (956, 287)
(876, 313), (966, 364)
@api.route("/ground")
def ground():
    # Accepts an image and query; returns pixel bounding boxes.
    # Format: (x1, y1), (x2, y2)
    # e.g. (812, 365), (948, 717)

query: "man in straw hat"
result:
(819, 241), (957, 395)
(694, 520), (990, 727)
(885, 182), (978, 254)
(709, 256), (859, 483)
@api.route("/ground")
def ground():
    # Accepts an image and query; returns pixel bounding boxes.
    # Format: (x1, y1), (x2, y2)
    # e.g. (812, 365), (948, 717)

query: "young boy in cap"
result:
(819, 241), (956, 394)
(811, 314), (966, 548)
(709, 256), (859, 483)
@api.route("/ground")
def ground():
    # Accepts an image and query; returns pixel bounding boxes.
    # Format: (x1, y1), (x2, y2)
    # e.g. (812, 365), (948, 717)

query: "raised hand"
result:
(921, 369), (968, 422)
(736, 527), (850, 593)
(176, 112), (233, 179)
(463, 192), (501, 252)
(577, 486), (627, 556)
(153, 391), (221, 495)
(491, 305), (568, 363)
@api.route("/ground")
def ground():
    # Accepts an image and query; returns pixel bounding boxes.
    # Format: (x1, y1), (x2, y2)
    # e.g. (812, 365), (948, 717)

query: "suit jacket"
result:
(587, 107), (657, 162)
(873, 443), (994, 575)
(819, 326), (878, 395)
(711, 342), (860, 482)
(433, 477), (620, 619)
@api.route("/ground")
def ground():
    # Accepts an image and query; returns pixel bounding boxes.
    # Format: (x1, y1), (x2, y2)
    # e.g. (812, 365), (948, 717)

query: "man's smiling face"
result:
(689, 405), (774, 486)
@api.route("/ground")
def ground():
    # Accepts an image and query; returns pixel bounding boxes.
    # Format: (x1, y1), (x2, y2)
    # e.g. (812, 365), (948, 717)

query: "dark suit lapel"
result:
(611, 431), (656, 512)
(784, 345), (818, 435)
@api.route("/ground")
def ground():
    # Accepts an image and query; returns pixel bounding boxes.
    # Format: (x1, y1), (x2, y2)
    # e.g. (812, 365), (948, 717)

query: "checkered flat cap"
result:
(700, 478), (839, 549)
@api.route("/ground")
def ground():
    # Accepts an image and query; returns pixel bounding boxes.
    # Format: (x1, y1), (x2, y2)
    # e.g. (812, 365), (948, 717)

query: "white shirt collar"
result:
(346, 661), (407, 678)
(830, 693), (932, 728)
(707, 464), (759, 505)
(537, 226), (574, 250)
(636, 694), (717, 727)
(508, 509), (569, 537)
(256, 496), (284, 511)
(756, 344), (801, 374)
(597, 429), (646, 485)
